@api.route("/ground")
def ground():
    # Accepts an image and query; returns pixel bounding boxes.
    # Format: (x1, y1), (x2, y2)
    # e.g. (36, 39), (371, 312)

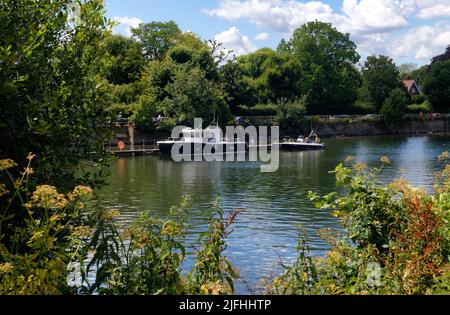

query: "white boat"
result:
(157, 123), (248, 156)
(273, 130), (325, 151)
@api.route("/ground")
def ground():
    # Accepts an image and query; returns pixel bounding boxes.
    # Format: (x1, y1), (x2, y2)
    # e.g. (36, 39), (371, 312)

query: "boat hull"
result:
(277, 143), (325, 151)
(157, 141), (248, 156)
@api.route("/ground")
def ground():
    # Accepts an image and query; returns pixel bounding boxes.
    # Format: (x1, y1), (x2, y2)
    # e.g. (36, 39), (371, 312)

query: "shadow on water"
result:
(97, 134), (450, 293)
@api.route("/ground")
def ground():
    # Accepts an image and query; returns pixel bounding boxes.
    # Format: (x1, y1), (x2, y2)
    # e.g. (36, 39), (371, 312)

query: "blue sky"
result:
(104, 0), (450, 66)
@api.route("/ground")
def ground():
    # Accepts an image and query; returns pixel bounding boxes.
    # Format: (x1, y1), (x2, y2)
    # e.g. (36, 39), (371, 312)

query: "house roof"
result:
(403, 80), (421, 94)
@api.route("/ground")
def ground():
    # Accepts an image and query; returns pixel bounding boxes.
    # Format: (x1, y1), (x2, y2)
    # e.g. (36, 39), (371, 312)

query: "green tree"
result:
(361, 55), (401, 112)
(283, 21), (360, 114)
(236, 48), (302, 105)
(218, 61), (255, 114)
(381, 88), (409, 123)
(102, 35), (145, 85)
(398, 63), (418, 80)
(423, 60), (450, 113)
(161, 66), (230, 125)
(131, 20), (181, 61)
(410, 65), (428, 87)
(0, 0), (111, 191)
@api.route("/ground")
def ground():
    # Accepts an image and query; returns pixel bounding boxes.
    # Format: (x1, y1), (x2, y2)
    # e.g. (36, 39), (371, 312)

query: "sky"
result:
(104, 0), (450, 66)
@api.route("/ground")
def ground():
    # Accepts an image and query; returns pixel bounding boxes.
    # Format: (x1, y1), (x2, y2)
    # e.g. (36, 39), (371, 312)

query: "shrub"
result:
(0, 155), (94, 295)
(275, 97), (307, 131)
(381, 88), (409, 123)
(266, 155), (450, 295)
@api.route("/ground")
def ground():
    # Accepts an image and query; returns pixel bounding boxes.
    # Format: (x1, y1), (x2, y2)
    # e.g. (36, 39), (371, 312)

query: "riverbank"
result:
(110, 116), (450, 146)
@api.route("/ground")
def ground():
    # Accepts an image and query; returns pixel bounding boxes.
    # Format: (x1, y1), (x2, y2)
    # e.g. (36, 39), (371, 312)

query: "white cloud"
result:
(340, 0), (415, 35)
(205, 1), (450, 64)
(214, 26), (257, 57)
(203, 0), (338, 34)
(416, 0), (450, 19)
(204, 0), (417, 36)
(390, 23), (450, 61)
(254, 32), (270, 40)
(112, 16), (143, 36)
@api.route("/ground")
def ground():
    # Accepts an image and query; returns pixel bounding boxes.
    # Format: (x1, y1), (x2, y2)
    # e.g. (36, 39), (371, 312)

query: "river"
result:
(97, 134), (450, 293)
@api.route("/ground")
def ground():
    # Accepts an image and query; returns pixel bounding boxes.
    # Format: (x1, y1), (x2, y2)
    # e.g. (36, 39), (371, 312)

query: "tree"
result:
(423, 60), (450, 113)
(283, 21), (360, 114)
(0, 0), (111, 191)
(411, 65), (428, 87)
(135, 37), (230, 128)
(361, 55), (401, 112)
(236, 48), (302, 105)
(131, 20), (181, 61)
(431, 45), (450, 63)
(102, 35), (145, 85)
(398, 63), (418, 80)
(218, 61), (255, 114)
(161, 66), (231, 125)
(381, 88), (409, 123)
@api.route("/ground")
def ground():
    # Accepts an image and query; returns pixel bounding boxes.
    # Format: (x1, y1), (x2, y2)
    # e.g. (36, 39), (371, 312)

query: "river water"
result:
(97, 134), (450, 293)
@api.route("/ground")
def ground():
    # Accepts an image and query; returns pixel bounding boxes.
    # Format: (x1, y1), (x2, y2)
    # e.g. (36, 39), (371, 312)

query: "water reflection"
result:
(98, 135), (450, 293)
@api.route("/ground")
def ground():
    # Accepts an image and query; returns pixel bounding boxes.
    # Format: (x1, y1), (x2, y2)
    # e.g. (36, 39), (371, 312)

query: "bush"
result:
(411, 94), (427, 105)
(266, 155), (450, 295)
(235, 104), (278, 116)
(381, 88), (409, 123)
(407, 102), (431, 114)
(275, 97), (307, 131)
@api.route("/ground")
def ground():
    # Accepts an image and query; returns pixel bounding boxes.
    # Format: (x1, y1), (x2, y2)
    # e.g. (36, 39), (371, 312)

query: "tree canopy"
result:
(0, 0), (111, 190)
(361, 55), (402, 112)
(280, 21), (361, 114)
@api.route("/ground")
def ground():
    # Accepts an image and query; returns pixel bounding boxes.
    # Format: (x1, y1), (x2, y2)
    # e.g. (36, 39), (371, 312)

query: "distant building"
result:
(403, 80), (422, 95)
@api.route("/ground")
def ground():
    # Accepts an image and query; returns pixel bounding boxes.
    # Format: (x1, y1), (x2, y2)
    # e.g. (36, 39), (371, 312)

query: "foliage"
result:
(398, 63), (418, 80)
(407, 103), (431, 114)
(423, 60), (450, 113)
(131, 20), (181, 61)
(282, 21), (361, 114)
(78, 198), (190, 295)
(1, 156), (240, 295)
(187, 200), (240, 295)
(0, 0), (112, 191)
(236, 48), (302, 106)
(0, 155), (94, 294)
(361, 55), (402, 112)
(275, 97), (307, 130)
(161, 66), (231, 125)
(267, 156), (450, 295)
(218, 61), (258, 113)
(135, 42), (230, 127)
(380, 88), (409, 123)
(102, 35), (145, 85)
(431, 45), (450, 64)
(234, 104), (278, 116)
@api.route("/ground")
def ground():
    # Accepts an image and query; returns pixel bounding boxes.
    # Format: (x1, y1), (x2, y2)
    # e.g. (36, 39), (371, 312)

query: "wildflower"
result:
(0, 159), (17, 171)
(380, 156), (391, 165)
(438, 151), (449, 161)
(200, 281), (227, 295)
(0, 262), (13, 274)
(353, 162), (367, 172)
(68, 185), (93, 200)
(71, 226), (94, 238)
(31, 185), (68, 209)
(27, 152), (36, 161)
(98, 208), (120, 221)
(344, 155), (354, 164)
(161, 220), (182, 237)
(0, 183), (9, 197)
(22, 167), (34, 175)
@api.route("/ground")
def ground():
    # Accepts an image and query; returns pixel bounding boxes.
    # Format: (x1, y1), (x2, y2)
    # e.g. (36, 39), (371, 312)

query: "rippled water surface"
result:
(97, 135), (450, 293)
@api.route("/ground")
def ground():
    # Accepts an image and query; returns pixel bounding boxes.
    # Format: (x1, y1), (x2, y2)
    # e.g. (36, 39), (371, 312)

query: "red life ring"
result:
(118, 141), (125, 150)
